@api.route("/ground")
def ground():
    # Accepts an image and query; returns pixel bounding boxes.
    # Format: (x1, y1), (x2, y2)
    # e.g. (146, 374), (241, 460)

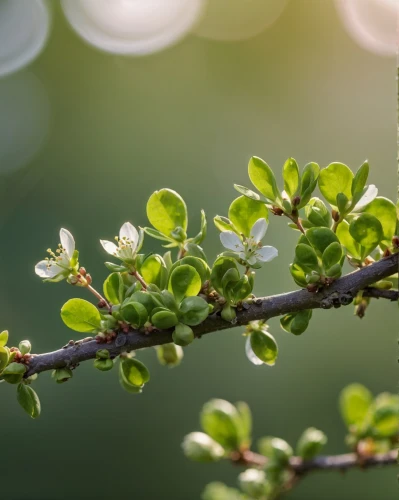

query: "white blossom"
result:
(35, 228), (77, 282)
(220, 218), (278, 266)
(100, 222), (142, 262)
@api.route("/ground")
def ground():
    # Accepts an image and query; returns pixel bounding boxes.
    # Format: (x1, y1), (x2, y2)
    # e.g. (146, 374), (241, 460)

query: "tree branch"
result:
(25, 253), (398, 377)
(237, 449), (398, 474)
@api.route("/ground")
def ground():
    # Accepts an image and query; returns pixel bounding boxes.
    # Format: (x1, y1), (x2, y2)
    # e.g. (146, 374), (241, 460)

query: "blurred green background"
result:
(0, 1), (397, 499)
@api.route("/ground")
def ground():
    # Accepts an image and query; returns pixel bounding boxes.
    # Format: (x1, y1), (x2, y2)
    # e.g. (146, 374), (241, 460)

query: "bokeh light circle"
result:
(335, 0), (398, 57)
(0, 0), (50, 78)
(61, 0), (205, 56)
(193, 0), (288, 41)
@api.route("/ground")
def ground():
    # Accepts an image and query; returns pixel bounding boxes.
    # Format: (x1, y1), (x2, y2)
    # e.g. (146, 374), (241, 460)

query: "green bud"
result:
(96, 349), (110, 359)
(170, 226), (187, 242)
(258, 436), (293, 466)
(296, 427), (327, 460)
(221, 304), (236, 322)
(200, 399), (241, 450)
(155, 343), (184, 367)
(182, 432), (225, 463)
(238, 468), (268, 498)
(51, 368), (73, 383)
(94, 358), (114, 371)
(2, 362), (26, 384)
(172, 323), (194, 347)
(18, 340), (31, 355)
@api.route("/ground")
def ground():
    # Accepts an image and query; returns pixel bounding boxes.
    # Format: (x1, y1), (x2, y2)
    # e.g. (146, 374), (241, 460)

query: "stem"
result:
(285, 213), (305, 234)
(132, 270), (148, 290)
(87, 285), (112, 312)
(177, 246), (186, 260)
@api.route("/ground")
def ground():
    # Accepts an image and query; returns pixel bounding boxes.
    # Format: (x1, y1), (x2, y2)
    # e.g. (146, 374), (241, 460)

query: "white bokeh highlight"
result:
(194, 0), (288, 41)
(0, 0), (50, 78)
(335, 0), (398, 57)
(0, 72), (51, 174)
(61, 0), (205, 56)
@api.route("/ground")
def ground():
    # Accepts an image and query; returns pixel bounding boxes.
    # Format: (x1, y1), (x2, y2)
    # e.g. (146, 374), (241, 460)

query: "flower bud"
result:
(156, 343), (183, 367)
(170, 226), (187, 243)
(238, 468), (268, 498)
(85, 273), (92, 285)
(51, 368), (73, 383)
(78, 267), (87, 276)
(172, 323), (194, 347)
(18, 340), (31, 355)
(182, 432), (225, 463)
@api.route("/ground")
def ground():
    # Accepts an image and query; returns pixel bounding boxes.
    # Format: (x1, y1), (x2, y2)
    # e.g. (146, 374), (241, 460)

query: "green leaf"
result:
(0, 346), (10, 372)
(118, 367), (143, 394)
(351, 161), (369, 197)
(280, 310), (312, 335)
(210, 256), (238, 295)
(191, 210), (207, 245)
(305, 198), (331, 228)
(120, 358), (150, 387)
(168, 265), (201, 304)
(258, 436), (293, 466)
(142, 227), (175, 244)
(372, 393), (399, 438)
(17, 384), (41, 419)
(336, 192), (349, 214)
(200, 399), (241, 450)
(229, 275), (254, 302)
(228, 196), (268, 237)
(283, 157), (300, 198)
(250, 330), (278, 366)
(151, 309), (179, 329)
(339, 384), (373, 429)
(202, 482), (246, 500)
(172, 256), (210, 284)
(61, 299), (102, 333)
(289, 261), (308, 288)
(322, 242), (342, 270)
(248, 156), (280, 203)
(0, 330), (9, 347)
(141, 254), (167, 289)
(213, 216), (237, 234)
(235, 401), (252, 449)
(160, 290), (179, 314)
(182, 432), (225, 463)
(179, 296), (209, 326)
(336, 221), (362, 260)
(146, 188), (188, 237)
(296, 428), (327, 460)
(306, 227), (339, 255)
(104, 262), (128, 273)
(121, 301), (148, 327)
(298, 162), (320, 208)
(103, 273), (124, 305)
(363, 197), (397, 243)
(128, 291), (157, 315)
(349, 214), (383, 258)
(234, 184), (268, 203)
(319, 162), (354, 206)
(184, 243), (208, 261)
(172, 323), (194, 346)
(2, 362), (26, 384)
(295, 244), (319, 272)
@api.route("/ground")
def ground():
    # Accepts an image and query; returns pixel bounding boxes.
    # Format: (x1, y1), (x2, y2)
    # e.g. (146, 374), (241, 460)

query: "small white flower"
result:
(35, 228), (77, 282)
(220, 218), (278, 266)
(100, 222), (142, 262)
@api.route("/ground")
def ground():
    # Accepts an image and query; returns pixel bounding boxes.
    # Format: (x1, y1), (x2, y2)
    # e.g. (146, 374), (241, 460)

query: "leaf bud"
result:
(18, 340), (31, 355)
(238, 468), (268, 498)
(2, 362), (26, 384)
(296, 427), (327, 460)
(332, 210), (340, 222)
(292, 195), (301, 207)
(221, 305), (236, 322)
(51, 367), (73, 383)
(156, 343), (184, 367)
(172, 323), (194, 347)
(182, 432), (225, 463)
(94, 358), (114, 371)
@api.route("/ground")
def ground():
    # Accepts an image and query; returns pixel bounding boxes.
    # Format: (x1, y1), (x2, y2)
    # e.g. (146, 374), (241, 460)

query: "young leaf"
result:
(172, 323), (194, 346)
(17, 383), (41, 419)
(371, 393), (399, 438)
(168, 265), (201, 303)
(210, 256), (239, 295)
(146, 188), (188, 237)
(282, 157), (300, 198)
(120, 358), (150, 387)
(172, 256), (210, 284)
(121, 301), (148, 327)
(349, 214), (383, 257)
(322, 242), (342, 270)
(151, 309), (179, 329)
(228, 196), (268, 237)
(298, 162), (320, 208)
(318, 162), (353, 206)
(2, 362), (26, 384)
(305, 198), (331, 227)
(182, 432), (225, 463)
(233, 184), (268, 203)
(351, 161), (369, 197)
(103, 272), (124, 305)
(295, 244), (319, 272)
(155, 343), (183, 367)
(140, 254), (167, 289)
(250, 330), (278, 366)
(0, 330), (8, 347)
(306, 227), (339, 255)
(248, 156), (280, 203)
(296, 428), (327, 460)
(0, 346), (10, 372)
(280, 310), (312, 335)
(191, 209), (207, 245)
(336, 221), (362, 260)
(179, 296), (209, 326)
(257, 436), (293, 466)
(200, 399), (241, 450)
(339, 383), (373, 428)
(363, 197), (397, 242)
(61, 299), (102, 333)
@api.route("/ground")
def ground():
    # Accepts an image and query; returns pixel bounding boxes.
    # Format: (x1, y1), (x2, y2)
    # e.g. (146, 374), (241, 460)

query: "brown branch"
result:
(25, 253), (398, 378)
(238, 448), (398, 474)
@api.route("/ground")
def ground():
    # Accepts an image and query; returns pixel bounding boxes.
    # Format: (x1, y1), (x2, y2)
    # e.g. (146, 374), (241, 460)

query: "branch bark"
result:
(25, 253), (398, 377)
(238, 449), (398, 474)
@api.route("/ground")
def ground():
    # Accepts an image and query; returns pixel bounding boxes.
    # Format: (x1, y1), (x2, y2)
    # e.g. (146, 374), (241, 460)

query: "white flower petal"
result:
(352, 184), (378, 212)
(35, 260), (63, 278)
(59, 228), (75, 258)
(119, 222), (139, 251)
(220, 231), (244, 251)
(251, 218), (268, 242)
(100, 239), (118, 256)
(256, 246), (278, 262)
(245, 336), (263, 366)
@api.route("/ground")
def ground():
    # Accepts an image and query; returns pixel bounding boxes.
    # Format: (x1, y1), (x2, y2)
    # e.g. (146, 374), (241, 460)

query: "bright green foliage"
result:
(319, 162), (353, 207)
(119, 357), (150, 392)
(248, 156), (281, 204)
(146, 188), (188, 238)
(349, 214), (383, 259)
(304, 197), (331, 228)
(17, 383), (41, 419)
(168, 264), (201, 303)
(296, 427), (327, 460)
(228, 196), (269, 236)
(280, 310), (312, 336)
(363, 197), (397, 245)
(0, 330), (9, 347)
(282, 158), (300, 199)
(103, 272), (125, 304)
(61, 298), (102, 333)
(0, 346), (10, 372)
(340, 383), (373, 429)
(140, 254), (168, 289)
(249, 326), (278, 366)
